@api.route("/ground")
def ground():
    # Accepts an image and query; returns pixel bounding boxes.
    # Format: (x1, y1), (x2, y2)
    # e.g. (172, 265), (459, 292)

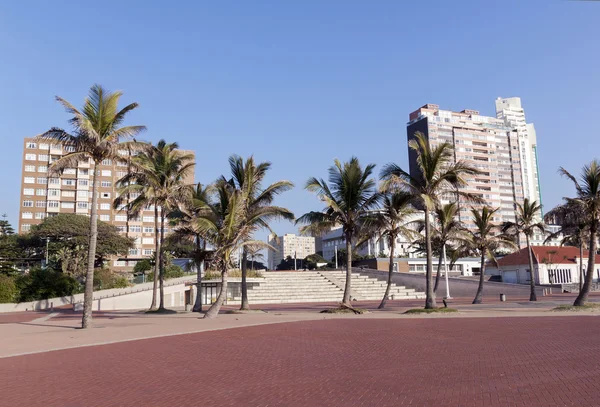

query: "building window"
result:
(78, 169), (89, 176)
(48, 178), (59, 185)
(26, 142), (37, 149)
(129, 226), (142, 233)
(115, 215), (127, 222)
(116, 226), (127, 233)
(143, 227), (154, 233)
(129, 248), (139, 256)
(23, 200), (33, 207)
(77, 191), (89, 199)
(39, 143), (49, 150)
(21, 212), (33, 219)
(48, 189), (60, 197)
(100, 203), (111, 210)
(143, 249), (153, 256)
(63, 168), (77, 175)
(116, 171), (127, 178)
(61, 190), (75, 197)
(35, 200), (46, 208)
(101, 159), (112, 166)
(78, 179), (89, 186)
(77, 202), (88, 209)
(38, 165), (48, 173)
(101, 181), (112, 187)
(24, 165), (35, 172)
(37, 177), (48, 185)
(23, 188), (34, 195)
(24, 177), (35, 184)
(101, 170), (112, 177)
(143, 216), (154, 223)
(100, 215), (110, 221)
(47, 201), (59, 208)
(65, 146), (75, 152)
(21, 224), (31, 232)
(35, 212), (46, 220)
(38, 154), (49, 161)
(25, 154), (36, 160)
(101, 192), (111, 199)
(61, 202), (75, 209)
(63, 179), (76, 186)
(142, 238), (154, 245)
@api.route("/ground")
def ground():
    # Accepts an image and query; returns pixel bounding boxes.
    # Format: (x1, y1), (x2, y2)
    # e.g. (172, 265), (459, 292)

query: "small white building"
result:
(487, 246), (600, 286)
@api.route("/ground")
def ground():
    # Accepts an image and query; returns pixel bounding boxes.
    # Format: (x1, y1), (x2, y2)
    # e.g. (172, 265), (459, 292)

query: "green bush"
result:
(204, 269), (263, 280)
(0, 275), (19, 303)
(16, 267), (82, 302)
(146, 264), (186, 282)
(94, 268), (131, 290)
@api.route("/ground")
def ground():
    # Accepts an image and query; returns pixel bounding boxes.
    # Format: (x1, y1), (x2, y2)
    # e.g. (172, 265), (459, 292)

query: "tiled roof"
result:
(495, 246), (600, 267)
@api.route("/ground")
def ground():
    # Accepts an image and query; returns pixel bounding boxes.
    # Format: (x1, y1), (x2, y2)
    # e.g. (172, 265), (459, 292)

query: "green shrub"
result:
(204, 269), (263, 280)
(16, 267), (82, 302)
(94, 268), (131, 290)
(146, 264), (186, 282)
(0, 275), (19, 303)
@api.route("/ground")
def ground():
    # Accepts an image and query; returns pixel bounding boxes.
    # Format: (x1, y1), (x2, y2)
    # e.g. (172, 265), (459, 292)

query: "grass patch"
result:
(320, 304), (368, 314)
(404, 307), (458, 314)
(204, 269), (264, 280)
(552, 303), (600, 312)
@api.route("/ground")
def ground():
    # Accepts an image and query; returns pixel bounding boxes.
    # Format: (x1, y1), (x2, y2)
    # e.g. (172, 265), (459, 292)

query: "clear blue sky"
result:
(1, 1), (599, 239)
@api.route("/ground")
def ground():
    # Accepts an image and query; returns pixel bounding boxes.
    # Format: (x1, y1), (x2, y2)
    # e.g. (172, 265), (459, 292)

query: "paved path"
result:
(1, 316), (599, 406)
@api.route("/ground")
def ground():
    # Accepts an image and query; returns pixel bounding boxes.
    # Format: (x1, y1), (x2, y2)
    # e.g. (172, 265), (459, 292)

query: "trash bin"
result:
(500, 294), (506, 302)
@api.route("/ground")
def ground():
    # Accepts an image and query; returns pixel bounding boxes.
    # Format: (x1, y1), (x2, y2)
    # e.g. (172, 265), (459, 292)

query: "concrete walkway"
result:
(1, 295), (598, 359)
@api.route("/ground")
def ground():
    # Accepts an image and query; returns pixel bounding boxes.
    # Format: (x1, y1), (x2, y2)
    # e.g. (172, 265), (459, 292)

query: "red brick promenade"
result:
(1, 316), (598, 406)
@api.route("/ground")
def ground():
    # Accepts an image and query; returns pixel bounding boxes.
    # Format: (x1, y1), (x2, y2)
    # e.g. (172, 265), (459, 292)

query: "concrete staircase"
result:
(319, 270), (425, 301)
(231, 271), (343, 304)
(229, 270), (425, 304)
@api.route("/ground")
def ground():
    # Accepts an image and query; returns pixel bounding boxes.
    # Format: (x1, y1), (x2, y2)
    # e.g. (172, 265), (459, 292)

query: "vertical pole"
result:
(443, 244), (452, 299)
(294, 251), (297, 270)
(45, 237), (49, 268)
(335, 245), (338, 269)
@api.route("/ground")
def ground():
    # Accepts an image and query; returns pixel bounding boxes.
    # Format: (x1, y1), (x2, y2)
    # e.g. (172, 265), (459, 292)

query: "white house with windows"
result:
(486, 246), (600, 286)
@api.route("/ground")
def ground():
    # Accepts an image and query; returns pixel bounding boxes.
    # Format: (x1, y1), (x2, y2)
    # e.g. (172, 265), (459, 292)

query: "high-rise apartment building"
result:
(18, 138), (195, 270)
(267, 233), (316, 270)
(407, 101), (542, 246)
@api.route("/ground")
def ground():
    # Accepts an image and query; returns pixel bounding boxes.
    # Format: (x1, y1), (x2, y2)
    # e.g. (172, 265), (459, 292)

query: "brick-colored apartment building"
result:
(18, 137), (195, 271)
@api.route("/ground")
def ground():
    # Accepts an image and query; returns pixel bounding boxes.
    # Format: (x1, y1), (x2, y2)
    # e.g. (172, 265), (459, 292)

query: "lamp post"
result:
(334, 245), (338, 269)
(45, 237), (50, 268)
(294, 251), (297, 271)
(443, 243), (452, 299)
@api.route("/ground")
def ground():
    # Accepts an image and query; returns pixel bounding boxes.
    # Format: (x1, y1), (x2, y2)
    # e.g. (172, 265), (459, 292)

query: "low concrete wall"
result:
(353, 268), (545, 300)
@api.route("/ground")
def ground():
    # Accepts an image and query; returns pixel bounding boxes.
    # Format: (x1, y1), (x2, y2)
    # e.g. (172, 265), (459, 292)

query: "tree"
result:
(502, 198), (545, 301)
(169, 183), (212, 312)
(115, 140), (194, 311)
(559, 161), (600, 306)
(544, 200), (589, 291)
(37, 84), (145, 328)
(297, 157), (381, 306)
(466, 207), (516, 304)
(225, 155), (294, 310)
(191, 178), (257, 319)
(380, 132), (482, 309)
(0, 214), (14, 236)
(366, 192), (416, 309)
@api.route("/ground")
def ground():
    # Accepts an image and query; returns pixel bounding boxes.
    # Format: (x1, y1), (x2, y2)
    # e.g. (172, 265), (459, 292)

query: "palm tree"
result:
(297, 157), (381, 306)
(544, 200), (589, 291)
(467, 206), (516, 304)
(225, 155), (294, 310)
(367, 192), (416, 309)
(169, 183), (212, 312)
(502, 198), (545, 301)
(38, 84), (146, 328)
(115, 140), (194, 311)
(559, 161), (600, 306)
(380, 132), (482, 309)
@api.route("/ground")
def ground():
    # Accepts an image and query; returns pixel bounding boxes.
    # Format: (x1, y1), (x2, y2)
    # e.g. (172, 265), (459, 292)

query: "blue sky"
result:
(1, 0), (599, 239)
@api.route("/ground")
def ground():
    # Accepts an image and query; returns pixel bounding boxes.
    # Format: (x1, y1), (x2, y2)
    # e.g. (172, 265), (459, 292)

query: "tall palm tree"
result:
(380, 132), (482, 309)
(544, 200), (590, 291)
(559, 161), (600, 306)
(226, 155), (294, 310)
(169, 183), (212, 312)
(115, 140), (194, 311)
(38, 84), (146, 328)
(502, 198), (545, 301)
(467, 206), (516, 304)
(297, 157), (381, 306)
(366, 192), (416, 309)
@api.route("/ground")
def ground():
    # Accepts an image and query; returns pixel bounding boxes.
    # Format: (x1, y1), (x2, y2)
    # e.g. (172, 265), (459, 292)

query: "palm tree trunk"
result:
(149, 206), (159, 310)
(341, 233), (353, 305)
(378, 238), (395, 309)
(526, 235), (537, 301)
(158, 210), (166, 310)
(424, 207), (436, 309)
(574, 220), (598, 306)
(433, 250), (444, 293)
(240, 247), (250, 310)
(579, 235), (584, 292)
(204, 260), (228, 319)
(472, 251), (486, 304)
(81, 161), (100, 329)
(192, 235), (203, 312)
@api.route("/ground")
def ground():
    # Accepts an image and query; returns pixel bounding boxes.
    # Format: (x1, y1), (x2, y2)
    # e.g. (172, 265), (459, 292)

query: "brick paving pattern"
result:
(1, 316), (599, 406)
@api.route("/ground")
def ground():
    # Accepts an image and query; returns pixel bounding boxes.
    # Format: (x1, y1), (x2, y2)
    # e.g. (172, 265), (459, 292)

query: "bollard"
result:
(50, 302), (54, 312)
(185, 303), (189, 311)
(500, 294), (506, 302)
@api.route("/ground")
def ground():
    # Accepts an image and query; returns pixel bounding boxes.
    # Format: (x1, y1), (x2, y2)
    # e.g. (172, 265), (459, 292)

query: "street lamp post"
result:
(334, 245), (338, 269)
(443, 243), (452, 299)
(45, 237), (50, 268)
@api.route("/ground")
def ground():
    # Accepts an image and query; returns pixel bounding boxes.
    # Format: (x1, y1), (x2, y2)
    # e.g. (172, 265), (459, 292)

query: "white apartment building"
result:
(267, 233), (316, 269)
